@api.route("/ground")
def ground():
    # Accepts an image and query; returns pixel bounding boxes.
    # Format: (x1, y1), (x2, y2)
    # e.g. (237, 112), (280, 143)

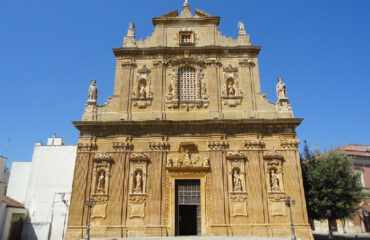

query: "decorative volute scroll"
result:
(239, 58), (255, 68)
(208, 137), (229, 150)
(263, 150), (287, 216)
(226, 151), (248, 217)
(280, 139), (300, 149)
(166, 143), (210, 171)
(221, 64), (243, 107)
(166, 57), (209, 110)
(132, 65), (153, 108)
(128, 152), (149, 218)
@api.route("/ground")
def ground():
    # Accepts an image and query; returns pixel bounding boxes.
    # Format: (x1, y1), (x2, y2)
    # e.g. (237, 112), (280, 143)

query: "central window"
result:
(178, 67), (197, 101)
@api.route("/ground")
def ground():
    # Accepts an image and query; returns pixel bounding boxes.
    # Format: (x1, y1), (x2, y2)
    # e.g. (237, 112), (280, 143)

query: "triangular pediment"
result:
(194, 9), (214, 18)
(156, 9), (178, 18)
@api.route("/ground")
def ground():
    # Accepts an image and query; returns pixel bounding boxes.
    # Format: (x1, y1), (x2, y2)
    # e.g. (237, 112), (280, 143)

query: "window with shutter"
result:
(178, 67), (197, 101)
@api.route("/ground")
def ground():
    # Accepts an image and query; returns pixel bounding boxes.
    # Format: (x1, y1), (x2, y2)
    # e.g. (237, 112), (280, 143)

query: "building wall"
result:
(7, 162), (31, 204)
(22, 142), (77, 240)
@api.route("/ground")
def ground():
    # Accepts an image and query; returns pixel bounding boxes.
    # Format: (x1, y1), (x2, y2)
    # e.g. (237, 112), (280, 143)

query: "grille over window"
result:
(178, 67), (196, 101)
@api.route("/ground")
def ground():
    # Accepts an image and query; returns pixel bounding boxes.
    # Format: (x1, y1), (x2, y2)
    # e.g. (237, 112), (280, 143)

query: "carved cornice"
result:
(239, 58), (255, 67)
(230, 192), (248, 202)
(113, 46), (261, 57)
(121, 60), (137, 68)
(129, 193), (147, 203)
(77, 142), (97, 152)
(208, 139), (229, 150)
(223, 64), (238, 73)
(281, 139), (300, 149)
(149, 140), (170, 151)
(244, 140), (265, 150)
(92, 194), (109, 203)
(112, 141), (133, 151)
(73, 119), (303, 137)
(267, 192), (286, 201)
(226, 151), (247, 161)
(129, 152), (150, 162)
(94, 152), (113, 162)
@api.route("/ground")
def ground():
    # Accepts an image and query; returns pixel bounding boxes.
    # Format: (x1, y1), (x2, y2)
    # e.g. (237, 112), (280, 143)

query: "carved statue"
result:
(96, 172), (105, 193)
(167, 157), (173, 167)
(233, 170), (242, 192)
(134, 171), (143, 193)
(88, 79), (98, 103)
(127, 22), (135, 37)
(276, 77), (287, 100)
(227, 81), (235, 96)
(270, 169), (281, 191)
(203, 155), (210, 167)
(238, 21), (246, 34)
(184, 150), (191, 166)
(139, 83), (146, 98)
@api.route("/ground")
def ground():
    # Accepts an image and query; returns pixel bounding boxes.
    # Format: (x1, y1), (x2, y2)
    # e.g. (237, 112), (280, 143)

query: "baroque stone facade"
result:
(65, 1), (313, 239)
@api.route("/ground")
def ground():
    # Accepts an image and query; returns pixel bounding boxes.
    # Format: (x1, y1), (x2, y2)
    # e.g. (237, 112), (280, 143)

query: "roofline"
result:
(113, 45), (261, 57)
(152, 16), (220, 26)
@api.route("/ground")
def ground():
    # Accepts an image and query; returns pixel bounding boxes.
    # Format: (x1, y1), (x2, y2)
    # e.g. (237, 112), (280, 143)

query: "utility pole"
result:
(84, 198), (96, 240)
(285, 196), (297, 240)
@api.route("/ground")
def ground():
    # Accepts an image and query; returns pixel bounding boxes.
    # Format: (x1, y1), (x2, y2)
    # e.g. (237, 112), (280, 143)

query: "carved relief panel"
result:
(132, 65), (153, 108)
(91, 152), (113, 219)
(166, 58), (209, 110)
(221, 64), (243, 107)
(263, 151), (287, 216)
(166, 143), (210, 171)
(128, 152), (150, 218)
(226, 151), (248, 217)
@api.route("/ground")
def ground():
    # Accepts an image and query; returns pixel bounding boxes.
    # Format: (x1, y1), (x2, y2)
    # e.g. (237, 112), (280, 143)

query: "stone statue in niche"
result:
(276, 77), (287, 100)
(134, 171), (143, 194)
(233, 169), (243, 192)
(96, 171), (105, 193)
(270, 169), (281, 192)
(227, 79), (235, 96)
(88, 79), (98, 103)
(139, 83), (146, 98)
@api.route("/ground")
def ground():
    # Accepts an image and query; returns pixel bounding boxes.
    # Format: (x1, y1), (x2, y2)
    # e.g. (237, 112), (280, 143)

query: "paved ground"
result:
(92, 237), (292, 240)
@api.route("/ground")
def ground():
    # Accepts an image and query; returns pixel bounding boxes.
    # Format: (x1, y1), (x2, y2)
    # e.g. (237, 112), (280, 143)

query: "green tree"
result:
(301, 144), (365, 221)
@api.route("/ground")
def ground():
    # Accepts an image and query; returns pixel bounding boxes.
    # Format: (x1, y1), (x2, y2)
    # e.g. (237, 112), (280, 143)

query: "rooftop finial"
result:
(180, 0), (192, 17)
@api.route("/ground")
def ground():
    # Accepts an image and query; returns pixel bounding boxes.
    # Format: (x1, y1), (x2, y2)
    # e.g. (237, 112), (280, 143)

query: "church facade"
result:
(65, 2), (313, 239)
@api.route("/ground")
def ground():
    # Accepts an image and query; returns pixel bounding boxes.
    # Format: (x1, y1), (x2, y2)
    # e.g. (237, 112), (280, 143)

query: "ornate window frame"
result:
(132, 65), (153, 108)
(166, 58), (209, 110)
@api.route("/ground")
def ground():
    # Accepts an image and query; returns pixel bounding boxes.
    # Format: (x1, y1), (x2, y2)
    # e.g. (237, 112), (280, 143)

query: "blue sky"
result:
(1, 0), (369, 169)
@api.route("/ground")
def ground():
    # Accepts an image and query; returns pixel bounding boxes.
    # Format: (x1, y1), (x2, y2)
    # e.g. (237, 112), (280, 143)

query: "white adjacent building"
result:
(1, 134), (77, 240)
